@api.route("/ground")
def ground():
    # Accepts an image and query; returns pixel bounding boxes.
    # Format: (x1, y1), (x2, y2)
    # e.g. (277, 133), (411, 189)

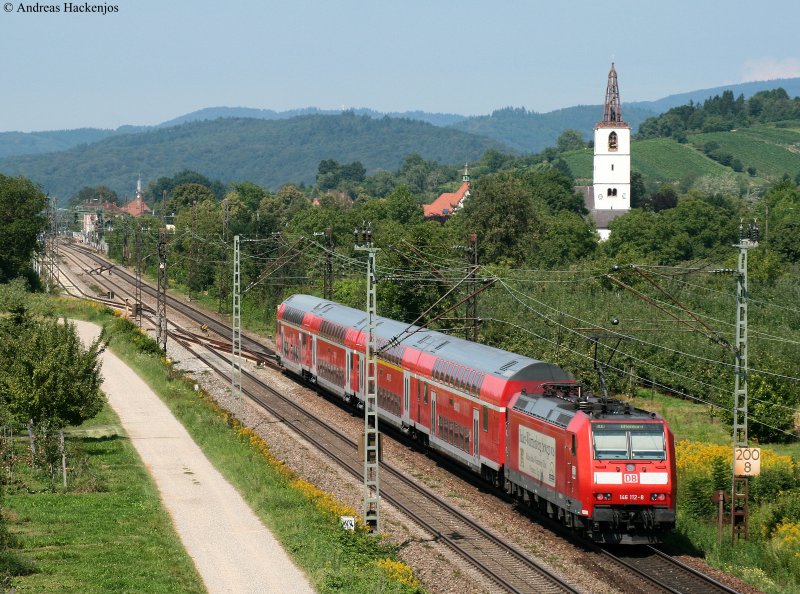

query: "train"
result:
(276, 294), (676, 544)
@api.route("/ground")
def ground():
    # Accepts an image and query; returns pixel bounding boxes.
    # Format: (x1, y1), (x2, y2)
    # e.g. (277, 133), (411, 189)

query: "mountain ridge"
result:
(0, 114), (509, 200)
(2, 77), (797, 160)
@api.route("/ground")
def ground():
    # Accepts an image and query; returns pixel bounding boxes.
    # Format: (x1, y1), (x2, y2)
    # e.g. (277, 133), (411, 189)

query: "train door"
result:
(311, 336), (317, 376)
(430, 391), (437, 440)
(566, 433), (577, 498)
(416, 380), (421, 424)
(403, 373), (410, 423)
(473, 408), (480, 466)
(301, 333), (308, 369)
(358, 355), (365, 399)
(346, 351), (352, 393)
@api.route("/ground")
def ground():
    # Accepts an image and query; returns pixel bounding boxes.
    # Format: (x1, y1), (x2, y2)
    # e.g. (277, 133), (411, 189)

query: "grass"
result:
(4, 406), (205, 594)
(3, 298), (423, 593)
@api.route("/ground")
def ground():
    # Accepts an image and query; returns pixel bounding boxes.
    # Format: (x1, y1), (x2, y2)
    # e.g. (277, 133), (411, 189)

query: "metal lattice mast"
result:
(189, 200), (197, 300)
(218, 198), (229, 313)
(135, 225), (143, 327)
(354, 223), (380, 532)
(122, 222), (129, 265)
(232, 235), (242, 408)
(324, 227), (334, 301)
(156, 228), (168, 352)
(465, 233), (478, 341)
(731, 221), (758, 541)
(51, 200), (60, 289)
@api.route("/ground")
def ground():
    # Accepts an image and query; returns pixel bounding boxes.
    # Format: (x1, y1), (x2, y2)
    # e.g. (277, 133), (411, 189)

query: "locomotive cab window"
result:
(630, 428), (666, 460)
(592, 423), (666, 461)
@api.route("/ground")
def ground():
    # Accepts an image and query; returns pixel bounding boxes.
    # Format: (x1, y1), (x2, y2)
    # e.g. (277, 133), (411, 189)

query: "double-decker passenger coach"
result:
(276, 294), (676, 543)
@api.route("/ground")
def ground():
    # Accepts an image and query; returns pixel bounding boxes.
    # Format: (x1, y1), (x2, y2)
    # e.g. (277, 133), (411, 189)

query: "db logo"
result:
(623, 474), (639, 484)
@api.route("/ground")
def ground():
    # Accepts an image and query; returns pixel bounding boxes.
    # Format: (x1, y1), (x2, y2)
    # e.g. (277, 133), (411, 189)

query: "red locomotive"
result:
(276, 294), (676, 543)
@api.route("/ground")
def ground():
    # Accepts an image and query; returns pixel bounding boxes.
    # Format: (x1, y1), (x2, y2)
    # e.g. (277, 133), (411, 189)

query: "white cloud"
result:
(741, 57), (800, 81)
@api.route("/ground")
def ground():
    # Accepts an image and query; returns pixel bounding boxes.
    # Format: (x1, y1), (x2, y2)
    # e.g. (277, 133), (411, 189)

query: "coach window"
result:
(482, 405), (489, 432)
(457, 367), (467, 390)
(424, 384), (429, 404)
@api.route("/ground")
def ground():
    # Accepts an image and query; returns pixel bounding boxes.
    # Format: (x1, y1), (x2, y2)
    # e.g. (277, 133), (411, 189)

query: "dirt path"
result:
(74, 320), (315, 594)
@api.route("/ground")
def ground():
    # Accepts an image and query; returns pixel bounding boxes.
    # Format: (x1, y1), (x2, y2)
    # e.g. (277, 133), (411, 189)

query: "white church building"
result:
(576, 63), (631, 239)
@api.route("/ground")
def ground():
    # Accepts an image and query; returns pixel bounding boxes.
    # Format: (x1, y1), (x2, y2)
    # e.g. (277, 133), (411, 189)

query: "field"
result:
(564, 123), (800, 188)
(689, 127), (800, 181)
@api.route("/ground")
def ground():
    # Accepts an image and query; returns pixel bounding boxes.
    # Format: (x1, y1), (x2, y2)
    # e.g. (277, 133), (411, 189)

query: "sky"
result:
(1, 0), (799, 132)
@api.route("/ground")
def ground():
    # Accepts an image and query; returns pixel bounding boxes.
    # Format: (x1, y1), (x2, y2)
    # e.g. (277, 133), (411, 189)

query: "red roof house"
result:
(423, 165), (471, 221)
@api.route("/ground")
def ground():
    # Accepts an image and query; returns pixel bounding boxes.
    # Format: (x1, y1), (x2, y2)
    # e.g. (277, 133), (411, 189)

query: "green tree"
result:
(647, 185), (679, 212)
(522, 169), (586, 214)
(386, 186), (424, 226)
(168, 183), (216, 214)
(148, 170), (226, 204)
(532, 211), (597, 267)
(555, 128), (585, 152)
(0, 175), (48, 285)
(68, 185), (119, 208)
(630, 171), (647, 208)
(0, 317), (105, 428)
(459, 172), (536, 265)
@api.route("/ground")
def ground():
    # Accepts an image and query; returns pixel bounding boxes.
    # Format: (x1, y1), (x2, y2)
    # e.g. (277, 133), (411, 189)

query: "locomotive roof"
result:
(512, 388), (663, 429)
(282, 294), (572, 383)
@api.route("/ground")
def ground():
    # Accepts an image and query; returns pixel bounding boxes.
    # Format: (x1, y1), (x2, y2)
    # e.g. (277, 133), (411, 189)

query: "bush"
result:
(684, 475), (716, 518)
(758, 489), (800, 537)
(107, 316), (161, 355)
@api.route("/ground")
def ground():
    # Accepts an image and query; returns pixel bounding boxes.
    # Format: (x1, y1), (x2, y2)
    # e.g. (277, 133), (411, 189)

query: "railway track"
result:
(602, 546), (741, 594)
(180, 337), (580, 594)
(54, 240), (749, 594)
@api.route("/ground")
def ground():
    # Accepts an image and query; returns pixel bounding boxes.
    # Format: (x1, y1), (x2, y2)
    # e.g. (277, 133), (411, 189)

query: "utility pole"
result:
(122, 221), (130, 265)
(731, 220), (759, 542)
(313, 227), (335, 300)
(354, 223), (380, 533)
(218, 198), (230, 313)
(465, 233), (478, 341)
(324, 227), (334, 301)
(232, 235), (242, 410)
(50, 199), (60, 291)
(189, 200), (197, 300)
(135, 225), (143, 327)
(156, 228), (168, 352)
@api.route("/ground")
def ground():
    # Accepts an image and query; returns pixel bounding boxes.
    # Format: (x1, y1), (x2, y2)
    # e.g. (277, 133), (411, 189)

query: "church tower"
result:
(593, 63), (630, 211)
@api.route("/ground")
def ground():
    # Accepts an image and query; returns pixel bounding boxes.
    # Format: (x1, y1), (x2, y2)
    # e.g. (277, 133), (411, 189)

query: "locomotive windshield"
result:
(592, 422), (666, 461)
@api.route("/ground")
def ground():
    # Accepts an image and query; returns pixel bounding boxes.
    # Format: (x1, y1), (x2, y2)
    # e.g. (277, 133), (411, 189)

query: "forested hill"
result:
(157, 106), (468, 128)
(637, 87), (800, 141)
(0, 113), (509, 200)
(449, 105), (658, 152)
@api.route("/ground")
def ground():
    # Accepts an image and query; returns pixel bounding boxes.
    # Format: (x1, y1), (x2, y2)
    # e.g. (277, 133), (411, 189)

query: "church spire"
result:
(602, 62), (625, 124)
(462, 163), (470, 183)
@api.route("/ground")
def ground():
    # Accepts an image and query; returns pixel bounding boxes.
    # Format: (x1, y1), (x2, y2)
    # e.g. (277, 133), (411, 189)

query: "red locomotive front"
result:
(505, 384), (676, 544)
(582, 418), (676, 543)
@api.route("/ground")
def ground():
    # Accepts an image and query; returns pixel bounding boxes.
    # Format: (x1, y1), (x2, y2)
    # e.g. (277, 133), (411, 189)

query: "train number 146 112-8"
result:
(618, 494), (646, 501)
